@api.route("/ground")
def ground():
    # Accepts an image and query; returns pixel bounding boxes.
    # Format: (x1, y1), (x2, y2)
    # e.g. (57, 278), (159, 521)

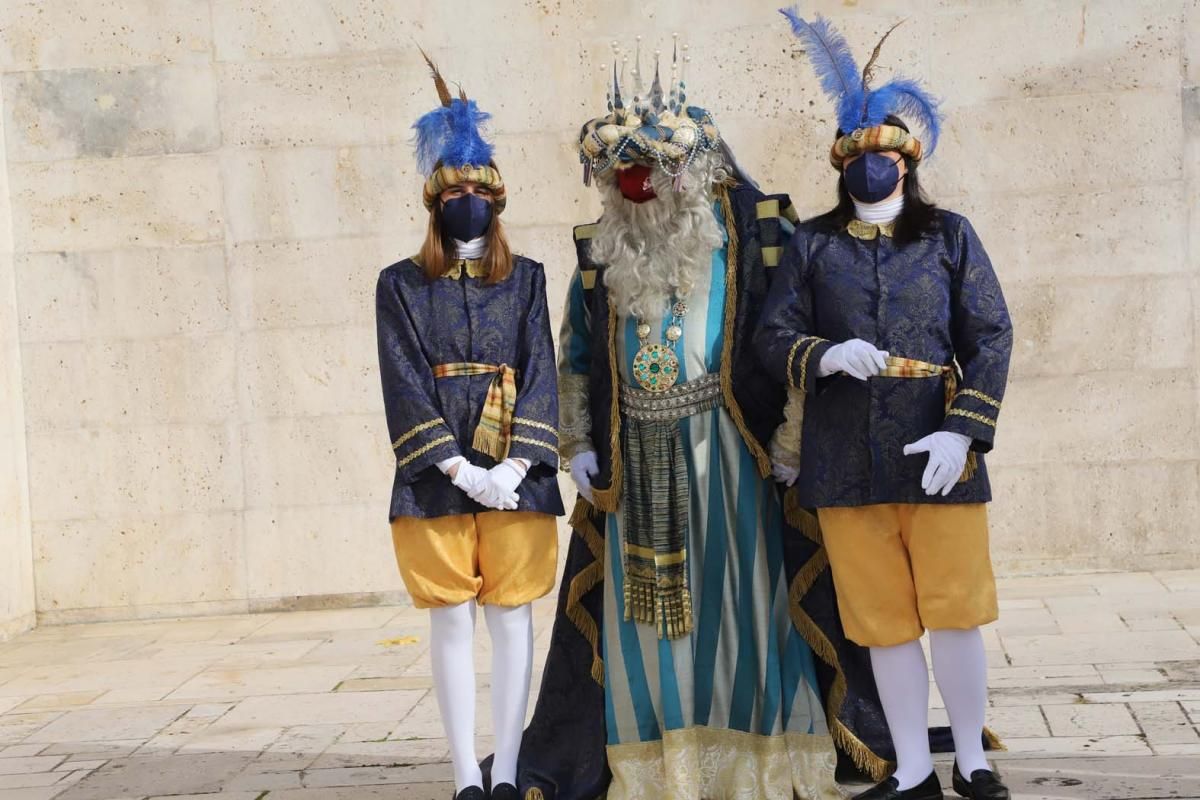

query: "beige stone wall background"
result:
(0, 0), (1196, 631)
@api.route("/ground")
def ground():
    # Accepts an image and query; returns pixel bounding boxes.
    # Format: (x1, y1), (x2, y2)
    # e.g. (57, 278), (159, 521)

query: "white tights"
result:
(869, 627), (989, 790)
(428, 602), (535, 792)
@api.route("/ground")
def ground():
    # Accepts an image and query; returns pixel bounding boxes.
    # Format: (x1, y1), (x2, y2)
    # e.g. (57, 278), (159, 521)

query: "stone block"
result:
(239, 326), (379, 418)
(219, 145), (421, 243)
(31, 512), (245, 612)
(935, 91), (1183, 197)
(211, 0), (418, 61)
(241, 415), (390, 508)
(0, 0), (212, 72)
(960, 183), (1189, 287)
(997, 371), (1197, 465)
(25, 424), (242, 521)
(930, 1), (1182, 106)
(8, 155), (223, 252)
(217, 55), (428, 149)
(215, 689), (424, 729)
(229, 237), (389, 330)
(243, 505), (397, 601)
(15, 246), (231, 343)
(989, 461), (1200, 569)
(21, 335), (238, 431)
(3, 65), (219, 162)
(1005, 275), (1194, 379)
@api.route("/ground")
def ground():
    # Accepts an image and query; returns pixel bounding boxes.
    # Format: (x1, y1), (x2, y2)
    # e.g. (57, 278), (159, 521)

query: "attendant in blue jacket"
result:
(757, 12), (1014, 800)
(375, 55), (563, 800)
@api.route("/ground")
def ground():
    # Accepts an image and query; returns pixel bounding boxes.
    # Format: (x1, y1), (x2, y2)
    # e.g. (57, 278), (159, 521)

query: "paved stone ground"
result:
(0, 570), (1198, 800)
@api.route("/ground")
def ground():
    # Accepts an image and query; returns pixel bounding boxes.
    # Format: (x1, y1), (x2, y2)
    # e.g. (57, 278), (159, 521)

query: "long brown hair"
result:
(418, 191), (513, 285)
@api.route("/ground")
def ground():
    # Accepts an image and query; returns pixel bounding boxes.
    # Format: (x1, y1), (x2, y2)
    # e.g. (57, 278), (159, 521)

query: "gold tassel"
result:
(472, 425), (508, 461)
(524, 789), (545, 800)
(984, 726), (1006, 751)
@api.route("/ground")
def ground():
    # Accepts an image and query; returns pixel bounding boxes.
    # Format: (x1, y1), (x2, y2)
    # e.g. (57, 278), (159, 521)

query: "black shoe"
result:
(853, 770), (944, 800)
(454, 788), (486, 800)
(952, 763), (1010, 799)
(490, 783), (520, 800)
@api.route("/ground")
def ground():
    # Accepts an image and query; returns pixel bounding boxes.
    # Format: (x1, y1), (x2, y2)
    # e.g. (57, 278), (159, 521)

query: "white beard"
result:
(592, 153), (726, 320)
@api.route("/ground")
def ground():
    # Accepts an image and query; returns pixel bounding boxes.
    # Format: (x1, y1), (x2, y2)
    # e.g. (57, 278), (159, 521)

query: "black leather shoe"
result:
(952, 763), (1009, 799)
(490, 783), (520, 800)
(454, 787), (486, 800)
(853, 770), (944, 800)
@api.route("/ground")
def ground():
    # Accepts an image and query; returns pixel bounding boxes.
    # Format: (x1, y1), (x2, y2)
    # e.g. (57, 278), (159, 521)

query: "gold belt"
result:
(432, 362), (516, 460)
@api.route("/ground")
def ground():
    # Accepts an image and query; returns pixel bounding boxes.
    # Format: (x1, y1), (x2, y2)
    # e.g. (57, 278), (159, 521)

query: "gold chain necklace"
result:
(632, 298), (689, 392)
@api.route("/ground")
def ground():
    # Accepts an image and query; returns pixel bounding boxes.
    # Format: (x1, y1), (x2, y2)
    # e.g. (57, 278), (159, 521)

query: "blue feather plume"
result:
(411, 99), (495, 175)
(779, 7), (865, 133)
(863, 77), (943, 154)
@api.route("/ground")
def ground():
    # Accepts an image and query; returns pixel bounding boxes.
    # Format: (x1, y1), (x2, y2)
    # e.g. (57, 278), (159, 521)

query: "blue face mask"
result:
(442, 193), (493, 241)
(843, 152), (902, 203)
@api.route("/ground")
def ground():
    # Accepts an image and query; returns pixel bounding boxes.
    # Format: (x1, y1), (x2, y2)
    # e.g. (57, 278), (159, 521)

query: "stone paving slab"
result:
(0, 572), (1195, 798)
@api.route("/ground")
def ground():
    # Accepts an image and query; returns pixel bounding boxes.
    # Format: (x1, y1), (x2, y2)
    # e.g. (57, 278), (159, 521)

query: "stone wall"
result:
(0, 78), (35, 640)
(0, 0), (1196, 622)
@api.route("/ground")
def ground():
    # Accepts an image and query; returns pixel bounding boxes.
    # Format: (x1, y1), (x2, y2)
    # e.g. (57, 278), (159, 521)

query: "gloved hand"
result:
(818, 339), (889, 380)
(569, 450), (600, 504)
(469, 459), (526, 511)
(903, 431), (973, 496)
(441, 456), (487, 493)
(772, 462), (800, 487)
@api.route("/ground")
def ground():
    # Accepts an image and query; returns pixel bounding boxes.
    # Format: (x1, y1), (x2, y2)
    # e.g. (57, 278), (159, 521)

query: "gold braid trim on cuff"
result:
(947, 408), (997, 428)
(957, 388), (1002, 409)
(510, 435), (559, 457)
(391, 418), (447, 451)
(396, 434), (456, 468)
(513, 417), (559, 440)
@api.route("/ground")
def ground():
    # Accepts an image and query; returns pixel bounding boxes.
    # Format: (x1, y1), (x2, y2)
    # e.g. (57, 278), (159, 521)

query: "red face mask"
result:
(617, 164), (657, 203)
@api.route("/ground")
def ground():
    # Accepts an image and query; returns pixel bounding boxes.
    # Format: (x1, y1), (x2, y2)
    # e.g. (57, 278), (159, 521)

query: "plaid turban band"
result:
(422, 164), (507, 213)
(830, 124), (924, 169)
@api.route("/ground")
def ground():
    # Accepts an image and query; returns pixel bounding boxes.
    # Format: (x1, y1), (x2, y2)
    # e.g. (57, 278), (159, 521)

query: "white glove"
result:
(470, 459), (526, 511)
(818, 339), (889, 380)
(439, 456), (516, 510)
(903, 431), (973, 497)
(772, 462), (800, 487)
(569, 451), (599, 504)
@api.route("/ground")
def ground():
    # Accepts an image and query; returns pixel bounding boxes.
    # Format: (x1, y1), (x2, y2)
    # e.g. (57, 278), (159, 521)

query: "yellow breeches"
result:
(817, 504), (998, 647)
(391, 511), (559, 609)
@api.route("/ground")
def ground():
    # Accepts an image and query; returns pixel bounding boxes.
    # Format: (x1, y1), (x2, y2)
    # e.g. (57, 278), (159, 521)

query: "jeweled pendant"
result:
(632, 343), (680, 392)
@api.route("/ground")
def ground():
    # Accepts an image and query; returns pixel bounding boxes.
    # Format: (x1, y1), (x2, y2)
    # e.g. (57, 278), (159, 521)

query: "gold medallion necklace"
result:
(632, 299), (688, 392)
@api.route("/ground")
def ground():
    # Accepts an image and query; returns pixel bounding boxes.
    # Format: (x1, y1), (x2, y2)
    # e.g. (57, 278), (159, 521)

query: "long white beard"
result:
(592, 154), (726, 320)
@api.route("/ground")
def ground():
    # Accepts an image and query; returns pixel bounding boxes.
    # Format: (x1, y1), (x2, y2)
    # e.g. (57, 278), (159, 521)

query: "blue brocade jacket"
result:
(375, 255), (565, 520)
(754, 211), (1013, 508)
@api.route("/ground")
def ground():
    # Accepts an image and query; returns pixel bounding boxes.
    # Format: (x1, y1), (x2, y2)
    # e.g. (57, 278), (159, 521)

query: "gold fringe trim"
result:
(472, 426), (509, 461)
(565, 498), (606, 685)
(589, 298), (624, 513)
(787, 524), (894, 781)
(783, 489), (822, 545)
(524, 789), (545, 800)
(984, 726), (1005, 751)
(716, 186), (772, 479)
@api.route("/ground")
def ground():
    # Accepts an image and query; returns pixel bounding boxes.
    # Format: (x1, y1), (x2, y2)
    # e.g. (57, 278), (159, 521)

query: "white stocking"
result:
(430, 602), (482, 792)
(485, 603), (534, 787)
(870, 639), (933, 790)
(929, 627), (989, 776)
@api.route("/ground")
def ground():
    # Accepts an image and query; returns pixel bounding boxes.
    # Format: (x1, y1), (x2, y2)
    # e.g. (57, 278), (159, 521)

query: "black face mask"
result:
(844, 152), (903, 203)
(442, 193), (493, 241)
